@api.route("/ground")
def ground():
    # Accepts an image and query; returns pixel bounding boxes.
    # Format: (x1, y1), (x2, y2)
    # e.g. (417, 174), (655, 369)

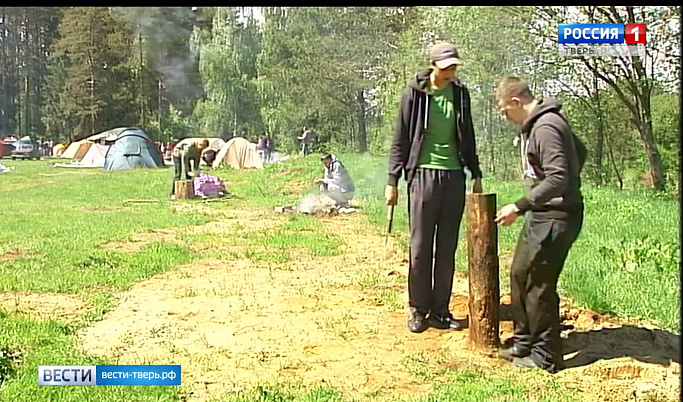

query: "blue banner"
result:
(558, 24), (624, 44)
(97, 365), (181, 386)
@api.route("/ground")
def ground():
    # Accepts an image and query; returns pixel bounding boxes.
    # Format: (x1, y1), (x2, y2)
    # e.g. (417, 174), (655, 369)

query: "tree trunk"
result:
(606, 138), (623, 190)
(637, 110), (664, 190)
(592, 76), (604, 186)
(174, 179), (194, 199)
(356, 90), (367, 153)
(466, 193), (500, 353)
(487, 88), (496, 175)
(138, 30), (146, 131)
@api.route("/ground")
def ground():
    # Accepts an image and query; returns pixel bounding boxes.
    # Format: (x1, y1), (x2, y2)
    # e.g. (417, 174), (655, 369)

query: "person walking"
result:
(386, 42), (483, 334)
(494, 76), (586, 373)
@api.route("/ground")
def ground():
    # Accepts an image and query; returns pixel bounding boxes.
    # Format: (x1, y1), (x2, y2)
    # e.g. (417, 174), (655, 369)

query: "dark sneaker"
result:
(407, 312), (429, 333)
(498, 344), (531, 362)
(428, 314), (464, 331)
(512, 356), (543, 370)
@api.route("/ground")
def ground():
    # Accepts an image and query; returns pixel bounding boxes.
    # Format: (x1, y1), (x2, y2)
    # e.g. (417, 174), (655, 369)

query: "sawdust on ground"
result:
(0, 291), (88, 323)
(78, 206), (681, 401)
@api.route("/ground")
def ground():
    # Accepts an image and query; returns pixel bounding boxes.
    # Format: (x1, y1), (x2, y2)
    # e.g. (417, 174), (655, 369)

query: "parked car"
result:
(1, 137), (17, 158)
(10, 137), (40, 160)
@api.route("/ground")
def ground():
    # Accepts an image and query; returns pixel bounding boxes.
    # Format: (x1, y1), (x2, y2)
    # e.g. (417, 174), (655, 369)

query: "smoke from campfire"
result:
(298, 194), (335, 214)
(114, 7), (204, 107)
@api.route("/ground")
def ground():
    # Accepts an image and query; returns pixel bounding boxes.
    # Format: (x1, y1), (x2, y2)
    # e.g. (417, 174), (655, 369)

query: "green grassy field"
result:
(0, 155), (679, 401)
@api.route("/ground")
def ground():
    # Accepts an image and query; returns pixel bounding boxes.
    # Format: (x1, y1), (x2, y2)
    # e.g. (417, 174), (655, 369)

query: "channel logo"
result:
(558, 23), (646, 44)
(38, 365), (181, 386)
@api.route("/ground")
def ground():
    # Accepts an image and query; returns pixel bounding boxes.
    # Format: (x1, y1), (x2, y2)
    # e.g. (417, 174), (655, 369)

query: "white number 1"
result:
(632, 26), (640, 42)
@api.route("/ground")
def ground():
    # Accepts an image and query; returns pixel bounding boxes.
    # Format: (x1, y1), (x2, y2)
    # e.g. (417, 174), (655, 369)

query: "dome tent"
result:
(212, 137), (263, 169)
(102, 128), (164, 171)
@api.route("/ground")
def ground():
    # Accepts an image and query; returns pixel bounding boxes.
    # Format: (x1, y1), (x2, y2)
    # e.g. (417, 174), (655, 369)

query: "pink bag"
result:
(193, 173), (226, 197)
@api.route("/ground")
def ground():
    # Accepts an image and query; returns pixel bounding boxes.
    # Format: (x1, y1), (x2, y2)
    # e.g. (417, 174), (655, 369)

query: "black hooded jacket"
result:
(388, 69), (482, 186)
(513, 98), (587, 216)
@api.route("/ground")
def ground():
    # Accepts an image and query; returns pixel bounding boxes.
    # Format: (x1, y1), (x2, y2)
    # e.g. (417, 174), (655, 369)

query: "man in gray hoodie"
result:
(494, 76), (587, 373)
(386, 42), (483, 334)
(315, 153), (355, 207)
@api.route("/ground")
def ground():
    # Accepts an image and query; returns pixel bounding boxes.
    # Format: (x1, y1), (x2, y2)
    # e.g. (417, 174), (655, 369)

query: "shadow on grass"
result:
(561, 325), (680, 369)
(498, 302), (680, 370)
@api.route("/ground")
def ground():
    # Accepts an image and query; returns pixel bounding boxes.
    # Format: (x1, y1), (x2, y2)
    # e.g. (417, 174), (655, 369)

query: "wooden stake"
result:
(466, 192), (500, 352)
(174, 179), (194, 199)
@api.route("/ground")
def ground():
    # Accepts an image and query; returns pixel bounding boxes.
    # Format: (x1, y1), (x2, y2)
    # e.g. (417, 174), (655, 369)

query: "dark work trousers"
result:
(407, 168), (466, 317)
(170, 155), (193, 195)
(510, 206), (584, 373)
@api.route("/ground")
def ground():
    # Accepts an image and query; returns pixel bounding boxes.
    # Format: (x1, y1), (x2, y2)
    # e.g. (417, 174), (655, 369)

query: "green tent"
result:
(102, 128), (164, 171)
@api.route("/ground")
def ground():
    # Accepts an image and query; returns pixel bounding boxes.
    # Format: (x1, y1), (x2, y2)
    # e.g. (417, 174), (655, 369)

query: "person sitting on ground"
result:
(314, 153), (355, 208)
(170, 139), (209, 199)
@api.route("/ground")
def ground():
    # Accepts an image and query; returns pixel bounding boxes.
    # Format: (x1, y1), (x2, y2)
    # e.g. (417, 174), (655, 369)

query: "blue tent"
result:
(102, 128), (164, 171)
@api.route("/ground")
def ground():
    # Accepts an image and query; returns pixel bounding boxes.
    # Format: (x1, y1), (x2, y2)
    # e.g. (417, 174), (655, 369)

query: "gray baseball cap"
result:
(430, 42), (463, 69)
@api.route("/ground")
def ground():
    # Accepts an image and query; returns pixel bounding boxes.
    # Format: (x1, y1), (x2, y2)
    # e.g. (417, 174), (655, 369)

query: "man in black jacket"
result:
(494, 76), (587, 373)
(386, 42), (483, 334)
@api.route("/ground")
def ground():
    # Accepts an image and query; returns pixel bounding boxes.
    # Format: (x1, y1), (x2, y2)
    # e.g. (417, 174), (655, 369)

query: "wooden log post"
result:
(174, 179), (194, 199)
(466, 193), (500, 352)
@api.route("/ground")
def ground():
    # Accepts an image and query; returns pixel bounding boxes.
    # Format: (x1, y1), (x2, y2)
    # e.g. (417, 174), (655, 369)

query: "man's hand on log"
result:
(495, 203), (520, 226)
(472, 178), (483, 193)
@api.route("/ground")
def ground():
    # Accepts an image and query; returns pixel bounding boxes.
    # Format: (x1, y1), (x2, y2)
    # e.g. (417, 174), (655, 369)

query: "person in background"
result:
(170, 139), (209, 200)
(264, 133), (273, 163)
(201, 144), (217, 167)
(257, 133), (268, 163)
(314, 153), (355, 208)
(298, 126), (313, 156)
(494, 76), (586, 373)
(386, 42), (484, 334)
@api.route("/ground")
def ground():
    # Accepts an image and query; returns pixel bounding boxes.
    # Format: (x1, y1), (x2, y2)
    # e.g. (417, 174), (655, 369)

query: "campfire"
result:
(274, 194), (355, 216)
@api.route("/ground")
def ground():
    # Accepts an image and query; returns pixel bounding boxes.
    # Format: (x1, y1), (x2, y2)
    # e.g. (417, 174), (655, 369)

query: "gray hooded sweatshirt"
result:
(321, 155), (355, 194)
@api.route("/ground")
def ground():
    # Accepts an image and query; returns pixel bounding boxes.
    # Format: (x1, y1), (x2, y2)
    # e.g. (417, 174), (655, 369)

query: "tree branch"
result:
(608, 6), (625, 24)
(579, 56), (639, 120)
(556, 76), (596, 112)
(596, 7), (619, 23)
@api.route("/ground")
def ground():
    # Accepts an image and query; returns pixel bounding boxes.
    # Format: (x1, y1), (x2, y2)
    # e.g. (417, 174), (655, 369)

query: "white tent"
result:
(176, 137), (225, 151)
(61, 140), (93, 160)
(212, 137), (263, 169)
(80, 143), (110, 167)
(86, 128), (127, 143)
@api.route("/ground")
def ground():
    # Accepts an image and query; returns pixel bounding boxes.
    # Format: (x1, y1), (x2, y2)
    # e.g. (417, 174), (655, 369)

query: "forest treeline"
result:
(0, 7), (679, 192)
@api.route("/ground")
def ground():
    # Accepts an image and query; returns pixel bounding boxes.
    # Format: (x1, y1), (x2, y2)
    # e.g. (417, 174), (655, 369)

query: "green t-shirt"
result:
(417, 82), (461, 170)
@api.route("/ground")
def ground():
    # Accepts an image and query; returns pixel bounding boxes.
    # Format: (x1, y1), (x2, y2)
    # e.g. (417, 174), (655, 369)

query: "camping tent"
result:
(102, 128), (164, 171)
(212, 137), (264, 169)
(86, 127), (127, 143)
(52, 143), (66, 157)
(176, 137), (225, 151)
(61, 140), (93, 160)
(80, 143), (110, 167)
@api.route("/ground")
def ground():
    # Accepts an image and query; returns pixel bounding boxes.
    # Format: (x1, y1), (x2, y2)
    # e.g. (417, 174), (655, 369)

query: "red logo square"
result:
(625, 24), (646, 44)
